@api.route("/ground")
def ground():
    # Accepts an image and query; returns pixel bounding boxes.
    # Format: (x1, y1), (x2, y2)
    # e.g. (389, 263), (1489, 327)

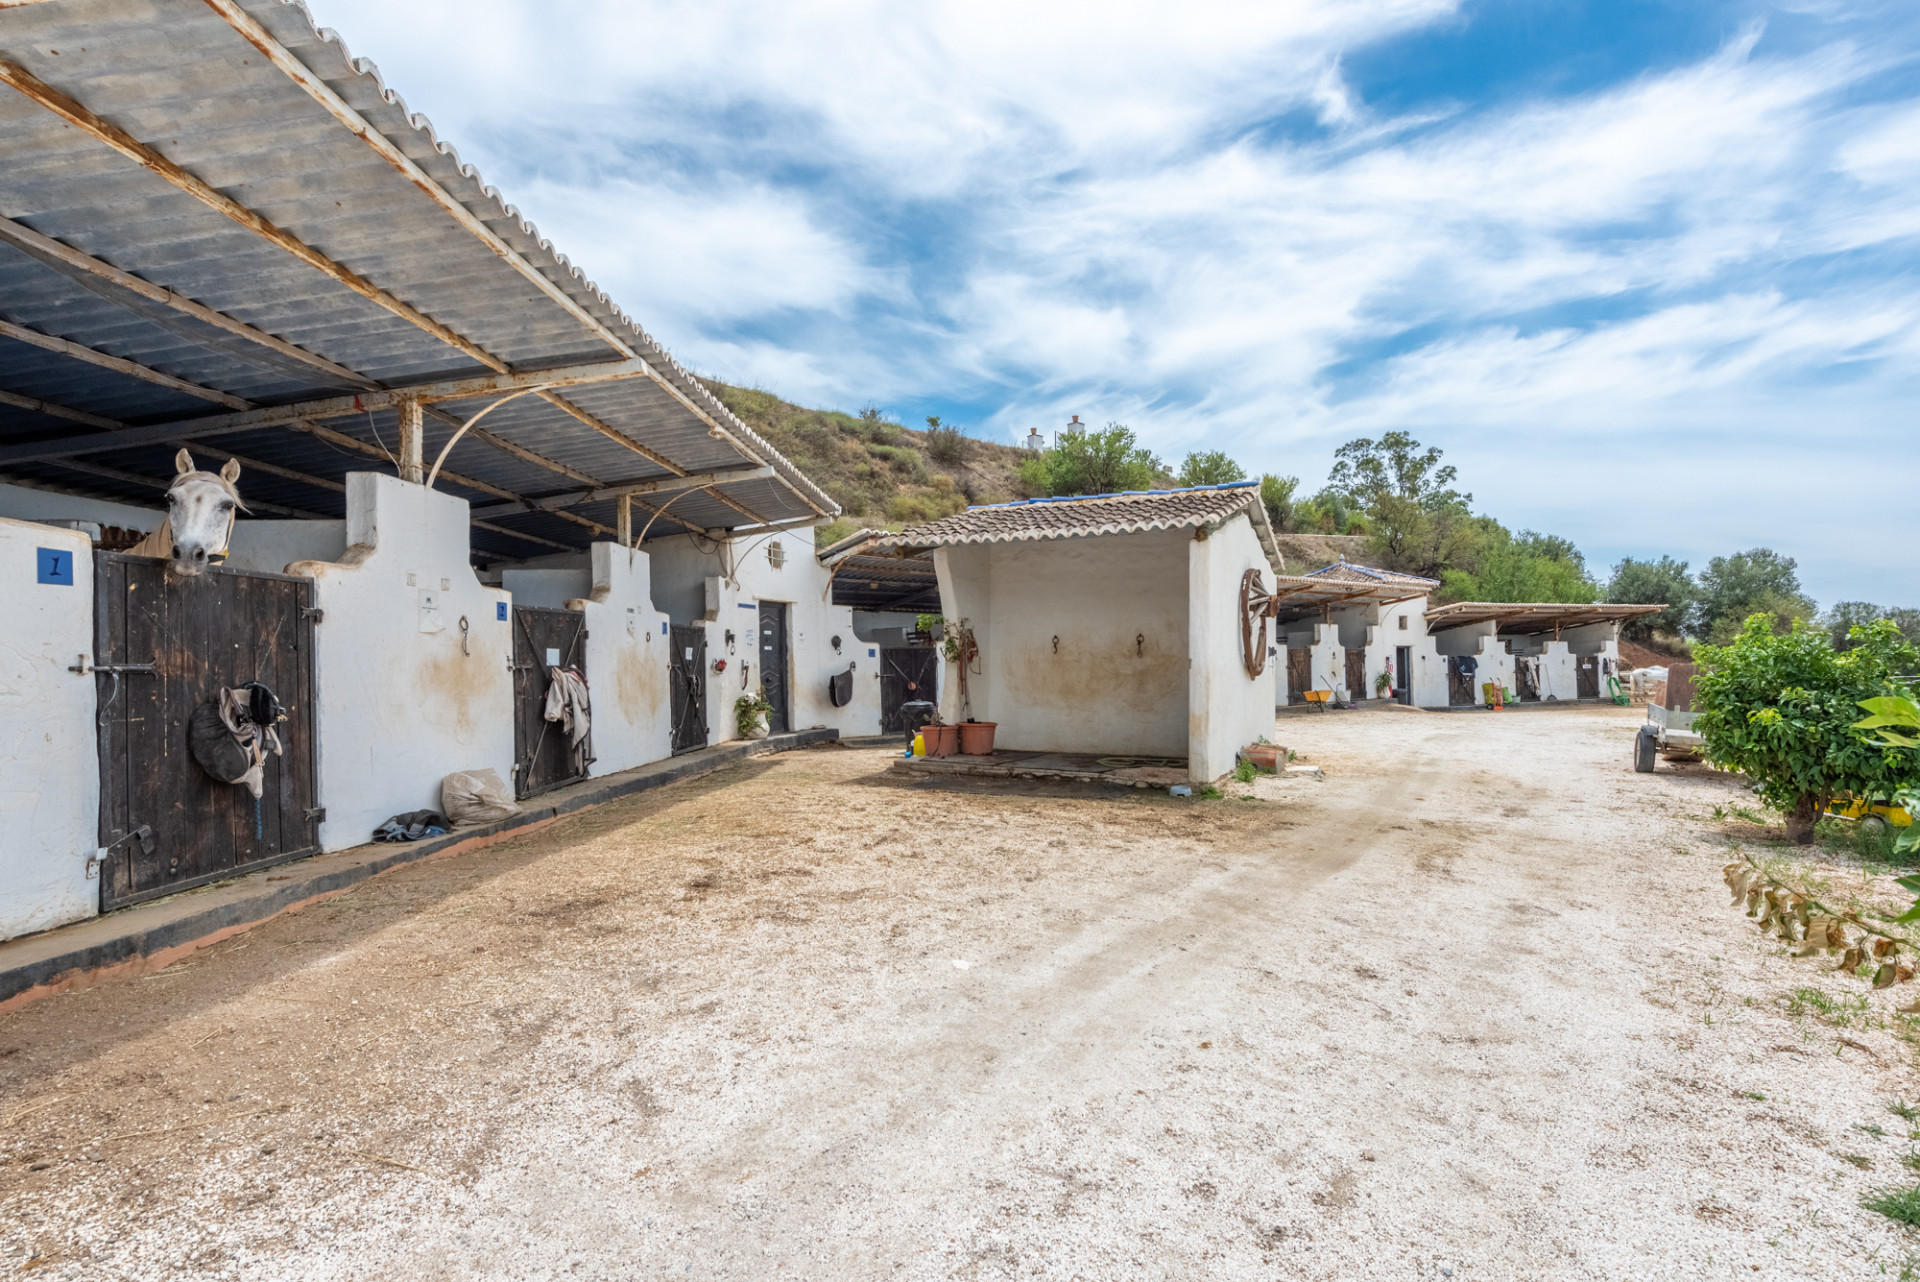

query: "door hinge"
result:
(304, 807), (327, 823)
(88, 824), (153, 879)
(301, 606), (325, 623)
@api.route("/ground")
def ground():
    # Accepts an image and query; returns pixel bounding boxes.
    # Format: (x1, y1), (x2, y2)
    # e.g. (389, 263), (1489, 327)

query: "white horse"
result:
(127, 449), (246, 574)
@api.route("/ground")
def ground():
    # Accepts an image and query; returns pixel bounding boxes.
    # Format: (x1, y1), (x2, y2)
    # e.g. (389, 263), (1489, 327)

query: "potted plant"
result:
(918, 708), (959, 757)
(735, 691), (772, 740)
(958, 719), (997, 755)
(1374, 670), (1393, 701)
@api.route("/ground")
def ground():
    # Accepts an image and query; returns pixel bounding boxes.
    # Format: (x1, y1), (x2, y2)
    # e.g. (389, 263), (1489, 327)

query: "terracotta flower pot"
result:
(921, 723), (958, 757)
(957, 721), (997, 755)
(1242, 744), (1283, 772)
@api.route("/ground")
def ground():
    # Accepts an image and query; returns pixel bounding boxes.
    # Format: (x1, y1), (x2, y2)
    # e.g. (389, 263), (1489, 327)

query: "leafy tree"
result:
(1854, 693), (1920, 859)
(1438, 523), (1596, 603)
(1608, 556), (1694, 641)
(1697, 548), (1816, 643)
(1259, 474), (1299, 532)
(1016, 421), (1164, 497)
(1693, 617), (1919, 843)
(1177, 450), (1246, 487)
(1324, 432), (1472, 576)
(1828, 601), (1920, 651)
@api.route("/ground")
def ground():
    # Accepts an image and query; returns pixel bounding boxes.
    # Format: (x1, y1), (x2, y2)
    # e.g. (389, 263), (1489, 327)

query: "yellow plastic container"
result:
(912, 733), (926, 757)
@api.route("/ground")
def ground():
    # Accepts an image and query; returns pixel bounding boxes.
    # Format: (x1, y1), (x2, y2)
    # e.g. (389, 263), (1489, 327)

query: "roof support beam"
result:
(199, 0), (636, 363)
(0, 357), (652, 466)
(46, 457), (329, 521)
(0, 387), (119, 430)
(0, 215), (372, 390)
(467, 465), (775, 521)
(0, 317), (249, 408)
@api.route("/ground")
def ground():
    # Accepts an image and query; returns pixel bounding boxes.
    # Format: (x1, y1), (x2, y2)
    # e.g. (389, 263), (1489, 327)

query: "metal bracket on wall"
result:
(88, 824), (153, 880)
(301, 605), (325, 623)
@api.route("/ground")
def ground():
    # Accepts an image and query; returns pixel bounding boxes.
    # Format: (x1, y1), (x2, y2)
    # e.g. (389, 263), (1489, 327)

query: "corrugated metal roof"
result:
(867, 483), (1280, 569)
(0, 0), (835, 558)
(1304, 561), (1439, 587)
(1424, 601), (1666, 635)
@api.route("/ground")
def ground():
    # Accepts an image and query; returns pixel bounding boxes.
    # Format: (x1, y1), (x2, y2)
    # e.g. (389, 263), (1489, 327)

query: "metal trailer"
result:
(1633, 702), (1702, 772)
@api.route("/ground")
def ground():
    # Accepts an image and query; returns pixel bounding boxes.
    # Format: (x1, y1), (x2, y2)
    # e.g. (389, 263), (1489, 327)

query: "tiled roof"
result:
(1304, 561), (1439, 587)
(867, 483), (1280, 567)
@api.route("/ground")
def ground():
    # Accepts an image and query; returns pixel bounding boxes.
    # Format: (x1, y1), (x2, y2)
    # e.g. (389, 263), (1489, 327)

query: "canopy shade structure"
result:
(0, 0), (835, 560)
(818, 528), (940, 613)
(1260, 574), (1430, 625)
(1423, 602), (1668, 635)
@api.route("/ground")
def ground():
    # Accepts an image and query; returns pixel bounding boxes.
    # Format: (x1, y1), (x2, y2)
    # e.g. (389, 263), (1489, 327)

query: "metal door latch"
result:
(69, 655), (157, 676)
(88, 825), (153, 879)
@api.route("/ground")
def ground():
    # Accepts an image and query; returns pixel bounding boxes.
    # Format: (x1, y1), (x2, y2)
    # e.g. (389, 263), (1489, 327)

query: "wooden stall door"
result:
(1344, 648), (1366, 700)
(1514, 656), (1540, 701)
(880, 647), (938, 734)
(669, 625), (708, 755)
(512, 606), (589, 799)
(93, 552), (320, 911)
(1576, 655), (1600, 699)
(1286, 648), (1311, 704)
(758, 602), (790, 734)
(1446, 656), (1476, 706)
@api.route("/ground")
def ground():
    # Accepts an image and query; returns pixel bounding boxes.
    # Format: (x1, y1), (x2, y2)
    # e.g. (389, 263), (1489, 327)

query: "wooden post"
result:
(397, 395), (423, 483)
(617, 493), (633, 548)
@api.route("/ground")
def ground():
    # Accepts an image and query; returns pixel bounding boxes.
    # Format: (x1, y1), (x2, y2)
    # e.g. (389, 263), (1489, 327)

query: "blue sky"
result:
(306, 0), (1919, 605)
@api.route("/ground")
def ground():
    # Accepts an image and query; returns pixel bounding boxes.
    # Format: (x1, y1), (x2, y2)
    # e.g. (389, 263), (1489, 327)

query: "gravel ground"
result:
(4, 703), (1919, 1280)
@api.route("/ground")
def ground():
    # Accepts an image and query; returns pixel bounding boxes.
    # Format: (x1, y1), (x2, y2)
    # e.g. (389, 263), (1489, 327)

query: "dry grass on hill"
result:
(701, 381), (1036, 544)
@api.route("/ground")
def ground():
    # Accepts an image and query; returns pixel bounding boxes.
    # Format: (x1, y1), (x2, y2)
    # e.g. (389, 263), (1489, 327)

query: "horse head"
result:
(166, 448), (246, 575)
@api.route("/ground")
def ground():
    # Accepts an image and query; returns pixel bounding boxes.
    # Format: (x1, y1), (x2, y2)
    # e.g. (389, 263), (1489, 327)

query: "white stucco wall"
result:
(934, 530), (1192, 758)
(0, 520), (98, 941)
(649, 526), (874, 742)
(0, 481), (162, 535)
(502, 567), (594, 610)
(565, 543), (671, 775)
(1189, 514), (1278, 783)
(224, 520), (347, 576)
(288, 473), (512, 851)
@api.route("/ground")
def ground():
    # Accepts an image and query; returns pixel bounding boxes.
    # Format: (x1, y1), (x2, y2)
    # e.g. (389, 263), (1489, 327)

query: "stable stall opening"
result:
(669, 624), (708, 755)
(93, 552), (320, 911)
(880, 645), (938, 734)
(512, 606), (590, 799)
(1446, 656), (1477, 707)
(1576, 655), (1600, 699)
(758, 601), (790, 734)
(1287, 647), (1311, 705)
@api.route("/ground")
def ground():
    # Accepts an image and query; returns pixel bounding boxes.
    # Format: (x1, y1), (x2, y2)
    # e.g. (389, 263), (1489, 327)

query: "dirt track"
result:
(4, 704), (1918, 1279)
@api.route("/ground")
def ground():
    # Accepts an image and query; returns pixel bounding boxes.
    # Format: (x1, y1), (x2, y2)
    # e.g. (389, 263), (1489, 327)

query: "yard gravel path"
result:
(4, 704), (1917, 1280)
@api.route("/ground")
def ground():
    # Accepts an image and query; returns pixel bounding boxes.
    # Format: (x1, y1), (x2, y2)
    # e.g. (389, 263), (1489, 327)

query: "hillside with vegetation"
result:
(706, 381), (1913, 657)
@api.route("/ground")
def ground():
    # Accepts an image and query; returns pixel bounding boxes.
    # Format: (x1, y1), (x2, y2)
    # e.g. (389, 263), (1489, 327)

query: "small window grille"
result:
(1398, 615), (1408, 630)
(767, 540), (785, 569)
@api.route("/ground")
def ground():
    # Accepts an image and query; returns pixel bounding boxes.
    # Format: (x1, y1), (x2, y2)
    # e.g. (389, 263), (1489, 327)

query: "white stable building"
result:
(0, 0), (865, 943)
(1271, 560), (1661, 709)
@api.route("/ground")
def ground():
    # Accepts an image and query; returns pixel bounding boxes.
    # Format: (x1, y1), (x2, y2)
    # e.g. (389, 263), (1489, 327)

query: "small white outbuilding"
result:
(866, 483), (1284, 783)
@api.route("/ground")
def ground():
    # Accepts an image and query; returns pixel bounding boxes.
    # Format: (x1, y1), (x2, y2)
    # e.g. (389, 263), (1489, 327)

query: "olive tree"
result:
(1693, 617), (1919, 843)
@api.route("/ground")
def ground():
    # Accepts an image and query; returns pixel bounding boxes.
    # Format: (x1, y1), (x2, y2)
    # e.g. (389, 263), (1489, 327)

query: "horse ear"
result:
(174, 448), (194, 476)
(220, 457), (242, 486)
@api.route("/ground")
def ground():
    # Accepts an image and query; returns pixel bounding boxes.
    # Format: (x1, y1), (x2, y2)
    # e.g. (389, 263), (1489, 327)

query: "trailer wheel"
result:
(1861, 815), (1892, 842)
(1633, 727), (1657, 773)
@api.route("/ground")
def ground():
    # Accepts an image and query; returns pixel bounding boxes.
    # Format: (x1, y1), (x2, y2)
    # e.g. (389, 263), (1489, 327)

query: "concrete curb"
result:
(0, 728), (836, 1012)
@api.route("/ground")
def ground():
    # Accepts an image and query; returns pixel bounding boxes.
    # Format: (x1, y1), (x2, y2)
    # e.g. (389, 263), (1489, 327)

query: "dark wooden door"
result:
(1447, 656), (1476, 706)
(1344, 648), (1366, 700)
(758, 602), (790, 734)
(93, 552), (319, 911)
(880, 647), (938, 733)
(670, 625), (707, 755)
(1576, 655), (1600, 699)
(512, 606), (589, 799)
(1514, 656), (1540, 701)
(1287, 647), (1311, 704)
(1395, 646), (1412, 705)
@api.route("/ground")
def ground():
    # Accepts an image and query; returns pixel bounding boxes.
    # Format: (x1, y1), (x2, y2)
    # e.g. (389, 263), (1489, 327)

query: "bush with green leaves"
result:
(1693, 617), (1919, 843)
(923, 415), (966, 464)
(1176, 450), (1245, 487)
(1017, 422), (1164, 497)
(1855, 691), (1920, 859)
(734, 692), (773, 738)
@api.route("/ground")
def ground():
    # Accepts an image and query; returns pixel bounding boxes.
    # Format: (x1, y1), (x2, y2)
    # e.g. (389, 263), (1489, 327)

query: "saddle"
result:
(828, 666), (854, 708)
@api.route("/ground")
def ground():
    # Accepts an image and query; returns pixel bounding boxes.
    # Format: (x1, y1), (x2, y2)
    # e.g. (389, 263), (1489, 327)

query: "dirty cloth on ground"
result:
(544, 666), (591, 746)
(371, 810), (451, 843)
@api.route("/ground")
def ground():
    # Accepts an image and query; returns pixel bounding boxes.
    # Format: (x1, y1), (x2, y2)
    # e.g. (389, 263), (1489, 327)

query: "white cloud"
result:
(301, 0), (1920, 600)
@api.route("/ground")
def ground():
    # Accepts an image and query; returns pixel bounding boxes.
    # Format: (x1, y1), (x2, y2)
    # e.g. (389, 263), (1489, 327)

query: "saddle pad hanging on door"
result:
(828, 667), (854, 708)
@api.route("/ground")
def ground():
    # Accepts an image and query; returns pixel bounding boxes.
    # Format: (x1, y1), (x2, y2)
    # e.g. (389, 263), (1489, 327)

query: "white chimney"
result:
(1025, 427), (1045, 451)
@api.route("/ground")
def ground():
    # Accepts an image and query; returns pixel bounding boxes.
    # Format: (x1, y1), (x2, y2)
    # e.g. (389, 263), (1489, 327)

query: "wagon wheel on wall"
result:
(1240, 569), (1271, 678)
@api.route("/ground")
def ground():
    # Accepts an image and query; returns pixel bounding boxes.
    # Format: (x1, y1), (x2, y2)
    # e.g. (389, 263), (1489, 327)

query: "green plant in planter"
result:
(1374, 670), (1392, 697)
(734, 692), (773, 738)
